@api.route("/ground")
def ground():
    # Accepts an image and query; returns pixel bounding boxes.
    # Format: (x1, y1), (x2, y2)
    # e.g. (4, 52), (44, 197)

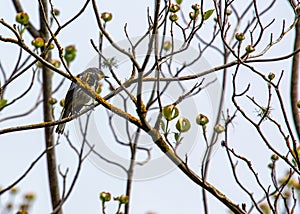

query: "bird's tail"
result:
(55, 108), (68, 134)
(55, 122), (66, 134)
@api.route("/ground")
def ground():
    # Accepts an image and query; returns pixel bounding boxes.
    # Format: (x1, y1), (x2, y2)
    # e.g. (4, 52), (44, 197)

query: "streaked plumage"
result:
(56, 67), (104, 134)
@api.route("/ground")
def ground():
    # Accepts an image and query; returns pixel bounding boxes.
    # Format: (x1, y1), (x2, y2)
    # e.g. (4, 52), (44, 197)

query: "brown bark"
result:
(291, 7), (300, 141)
(39, 1), (62, 213)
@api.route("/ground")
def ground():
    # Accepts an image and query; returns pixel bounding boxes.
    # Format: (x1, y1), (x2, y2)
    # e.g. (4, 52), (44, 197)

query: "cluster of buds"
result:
(16, 210), (28, 214)
(101, 12), (113, 22)
(235, 32), (256, 54)
(245, 44), (255, 53)
(114, 195), (129, 204)
(189, 4), (200, 21)
(169, 4), (180, 13)
(268, 72), (275, 81)
(31, 37), (45, 48)
(176, 117), (191, 132)
(196, 114), (209, 126)
(10, 187), (19, 194)
(214, 124), (225, 133)
(16, 12), (29, 25)
(99, 192), (129, 213)
(47, 43), (55, 50)
(24, 192), (36, 202)
(64, 45), (77, 65)
(169, 3), (180, 22)
(235, 32), (245, 41)
(96, 82), (103, 94)
(48, 97), (58, 105)
(226, 9), (232, 16)
(60, 99), (65, 107)
(50, 59), (61, 68)
(163, 41), (172, 52)
(268, 154), (278, 169)
(99, 192), (111, 202)
(162, 105), (179, 121)
(53, 9), (60, 16)
(169, 13), (178, 22)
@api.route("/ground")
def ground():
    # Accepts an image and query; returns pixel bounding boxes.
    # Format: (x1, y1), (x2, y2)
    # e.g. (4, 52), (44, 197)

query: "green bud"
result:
(96, 83), (103, 94)
(101, 12), (113, 22)
(99, 192), (111, 202)
(176, 117), (191, 132)
(31, 37), (45, 48)
(279, 173), (290, 185)
(294, 180), (300, 190)
(259, 203), (270, 213)
(291, 146), (300, 161)
(19, 204), (29, 211)
(226, 9), (232, 15)
(48, 97), (57, 105)
(169, 13), (178, 22)
(235, 33), (245, 41)
(268, 163), (274, 169)
(175, 0), (183, 4)
(245, 45), (255, 53)
(116, 195), (129, 204)
(24, 192), (36, 201)
(169, 4), (180, 13)
(16, 12), (29, 25)
(268, 72), (275, 81)
(297, 100), (300, 108)
(162, 105), (179, 121)
(196, 114), (209, 126)
(16, 210), (28, 214)
(53, 9), (60, 16)
(60, 99), (65, 107)
(271, 154), (278, 161)
(283, 190), (291, 198)
(36, 61), (43, 68)
(6, 203), (13, 210)
(10, 187), (19, 194)
(64, 45), (76, 64)
(189, 12), (197, 20)
(48, 43), (55, 50)
(50, 59), (61, 68)
(163, 41), (172, 51)
(65, 45), (76, 54)
(214, 124), (225, 133)
(191, 4), (200, 11)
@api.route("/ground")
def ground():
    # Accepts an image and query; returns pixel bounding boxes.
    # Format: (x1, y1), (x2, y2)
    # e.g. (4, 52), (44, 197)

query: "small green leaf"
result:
(174, 132), (180, 141)
(204, 9), (214, 20)
(0, 99), (7, 108)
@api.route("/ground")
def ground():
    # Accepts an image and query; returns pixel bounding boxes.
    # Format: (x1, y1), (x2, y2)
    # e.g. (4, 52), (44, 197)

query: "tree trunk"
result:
(39, 1), (62, 213)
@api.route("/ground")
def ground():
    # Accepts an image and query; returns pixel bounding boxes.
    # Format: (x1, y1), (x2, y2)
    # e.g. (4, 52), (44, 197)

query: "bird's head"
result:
(80, 67), (108, 86)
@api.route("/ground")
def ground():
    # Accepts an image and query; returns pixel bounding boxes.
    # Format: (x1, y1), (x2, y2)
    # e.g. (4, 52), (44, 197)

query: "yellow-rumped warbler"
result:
(55, 67), (104, 134)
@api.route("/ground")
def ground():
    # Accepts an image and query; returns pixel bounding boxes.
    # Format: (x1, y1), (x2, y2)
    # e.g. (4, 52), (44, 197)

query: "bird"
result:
(55, 67), (104, 134)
